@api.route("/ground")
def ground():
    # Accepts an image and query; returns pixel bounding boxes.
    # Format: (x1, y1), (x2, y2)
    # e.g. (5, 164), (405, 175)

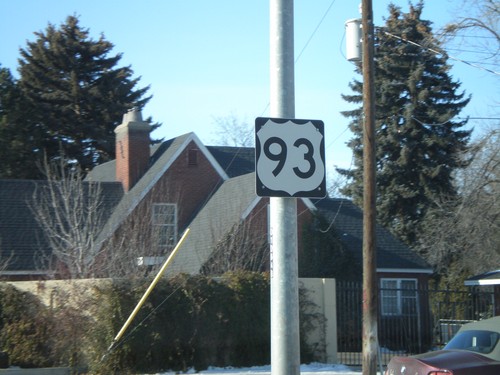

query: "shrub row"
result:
(0, 272), (318, 374)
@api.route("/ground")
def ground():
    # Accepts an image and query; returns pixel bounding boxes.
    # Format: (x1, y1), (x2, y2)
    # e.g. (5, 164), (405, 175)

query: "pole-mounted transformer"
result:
(345, 18), (362, 62)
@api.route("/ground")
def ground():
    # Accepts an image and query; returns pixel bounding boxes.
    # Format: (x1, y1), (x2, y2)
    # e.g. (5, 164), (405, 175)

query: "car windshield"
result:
(445, 329), (500, 354)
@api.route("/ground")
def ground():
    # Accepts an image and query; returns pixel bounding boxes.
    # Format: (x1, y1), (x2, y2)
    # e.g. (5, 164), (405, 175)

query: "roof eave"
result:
(377, 268), (434, 274)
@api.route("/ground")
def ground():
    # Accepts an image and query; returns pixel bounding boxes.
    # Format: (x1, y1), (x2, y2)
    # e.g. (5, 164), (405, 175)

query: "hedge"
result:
(0, 272), (319, 374)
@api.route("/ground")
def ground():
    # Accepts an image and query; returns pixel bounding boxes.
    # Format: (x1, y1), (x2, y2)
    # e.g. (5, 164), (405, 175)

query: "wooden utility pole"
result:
(361, 0), (378, 374)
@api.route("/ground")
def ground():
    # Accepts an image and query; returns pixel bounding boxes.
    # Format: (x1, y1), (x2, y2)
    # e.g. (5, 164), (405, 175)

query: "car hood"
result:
(387, 350), (498, 375)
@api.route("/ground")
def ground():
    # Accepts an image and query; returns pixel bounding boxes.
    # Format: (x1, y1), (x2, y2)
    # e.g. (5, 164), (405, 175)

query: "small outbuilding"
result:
(465, 270), (500, 316)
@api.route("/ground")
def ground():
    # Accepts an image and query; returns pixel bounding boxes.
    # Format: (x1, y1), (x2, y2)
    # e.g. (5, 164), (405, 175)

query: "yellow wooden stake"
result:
(107, 228), (190, 352)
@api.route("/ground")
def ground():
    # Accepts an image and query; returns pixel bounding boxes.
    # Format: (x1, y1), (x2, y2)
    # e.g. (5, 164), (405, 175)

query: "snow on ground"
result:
(153, 362), (363, 374)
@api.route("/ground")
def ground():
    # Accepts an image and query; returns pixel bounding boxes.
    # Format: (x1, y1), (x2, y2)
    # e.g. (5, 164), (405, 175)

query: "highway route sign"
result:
(255, 117), (326, 197)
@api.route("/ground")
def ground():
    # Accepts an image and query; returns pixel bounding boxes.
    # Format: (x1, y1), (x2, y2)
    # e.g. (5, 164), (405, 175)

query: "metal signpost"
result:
(263, 4), (326, 375)
(267, 1), (298, 374)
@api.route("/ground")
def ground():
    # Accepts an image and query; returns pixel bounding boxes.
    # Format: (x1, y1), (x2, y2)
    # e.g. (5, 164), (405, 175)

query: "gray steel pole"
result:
(269, 1), (300, 375)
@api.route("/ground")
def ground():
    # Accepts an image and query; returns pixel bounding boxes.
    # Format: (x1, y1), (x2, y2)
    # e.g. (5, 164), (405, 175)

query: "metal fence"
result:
(336, 281), (496, 366)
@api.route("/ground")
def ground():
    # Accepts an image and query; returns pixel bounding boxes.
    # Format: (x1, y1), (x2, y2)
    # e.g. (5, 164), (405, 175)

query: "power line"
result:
(464, 61), (499, 67)
(295, 0), (338, 63)
(443, 34), (498, 40)
(382, 30), (500, 76)
(446, 47), (499, 55)
(107, 282), (184, 355)
(261, 0), (343, 141)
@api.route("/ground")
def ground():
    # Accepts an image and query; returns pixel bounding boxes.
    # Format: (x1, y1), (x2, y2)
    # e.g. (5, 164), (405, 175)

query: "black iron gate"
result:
(336, 281), (495, 366)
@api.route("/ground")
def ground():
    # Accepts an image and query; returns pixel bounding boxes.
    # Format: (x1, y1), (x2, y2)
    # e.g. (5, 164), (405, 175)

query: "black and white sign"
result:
(255, 117), (326, 197)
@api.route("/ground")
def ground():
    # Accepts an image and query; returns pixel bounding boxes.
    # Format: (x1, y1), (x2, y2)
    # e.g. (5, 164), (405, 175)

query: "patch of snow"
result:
(152, 362), (361, 374)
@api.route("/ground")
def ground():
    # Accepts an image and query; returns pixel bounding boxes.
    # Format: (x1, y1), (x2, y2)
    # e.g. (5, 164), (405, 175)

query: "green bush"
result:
(88, 273), (273, 374)
(1, 272), (321, 374)
(0, 284), (55, 368)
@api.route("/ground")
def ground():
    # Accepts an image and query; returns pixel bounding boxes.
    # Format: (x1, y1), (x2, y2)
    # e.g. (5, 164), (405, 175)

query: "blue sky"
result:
(1, 0), (498, 174)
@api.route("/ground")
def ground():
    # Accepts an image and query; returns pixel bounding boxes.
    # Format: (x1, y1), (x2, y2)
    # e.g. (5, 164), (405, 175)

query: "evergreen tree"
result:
(339, 2), (471, 244)
(0, 66), (41, 178)
(17, 15), (158, 173)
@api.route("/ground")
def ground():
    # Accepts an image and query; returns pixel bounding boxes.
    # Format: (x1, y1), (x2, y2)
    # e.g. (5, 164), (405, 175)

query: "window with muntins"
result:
(380, 278), (418, 316)
(152, 203), (177, 251)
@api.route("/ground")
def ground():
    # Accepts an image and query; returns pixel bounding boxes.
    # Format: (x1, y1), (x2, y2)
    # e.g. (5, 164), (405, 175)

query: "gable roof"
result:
(166, 172), (259, 275)
(163, 169), (321, 275)
(88, 131), (429, 275)
(87, 142), (256, 183)
(1, 131), (431, 279)
(314, 198), (432, 273)
(0, 179), (123, 276)
(92, 133), (230, 249)
(206, 146), (255, 178)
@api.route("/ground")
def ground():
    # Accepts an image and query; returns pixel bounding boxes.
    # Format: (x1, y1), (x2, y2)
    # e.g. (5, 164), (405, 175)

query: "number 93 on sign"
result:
(255, 117), (326, 198)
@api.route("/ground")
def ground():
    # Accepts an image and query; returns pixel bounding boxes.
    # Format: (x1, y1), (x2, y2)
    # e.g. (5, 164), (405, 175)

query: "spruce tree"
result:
(17, 15), (158, 173)
(340, 2), (471, 244)
(0, 66), (41, 178)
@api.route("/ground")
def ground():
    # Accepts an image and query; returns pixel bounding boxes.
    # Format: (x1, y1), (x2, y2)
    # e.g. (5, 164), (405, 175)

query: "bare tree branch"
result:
(0, 238), (14, 277)
(440, 0), (500, 63)
(210, 114), (254, 147)
(97, 176), (186, 278)
(417, 129), (500, 277)
(31, 156), (106, 278)
(201, 217), (269, 276)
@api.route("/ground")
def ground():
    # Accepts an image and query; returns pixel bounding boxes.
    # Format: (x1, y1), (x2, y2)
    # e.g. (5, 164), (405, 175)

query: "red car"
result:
(385, 316), (500, 375)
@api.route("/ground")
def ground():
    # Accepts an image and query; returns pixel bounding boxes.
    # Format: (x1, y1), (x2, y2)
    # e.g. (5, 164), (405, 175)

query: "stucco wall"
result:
(300, 278), (338, 363)
(5, 279), (111, 308)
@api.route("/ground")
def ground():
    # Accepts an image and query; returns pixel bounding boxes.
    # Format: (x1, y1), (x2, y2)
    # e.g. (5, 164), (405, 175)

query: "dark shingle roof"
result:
(2, 131), (431, 278)
(86, 142), (255, 182)
(0, 180), (46, 272)
(85, 161), (116, 182)
(0, 179), (124, 273)
(314, 198), (431, 271)
(207, 146), (255, 178)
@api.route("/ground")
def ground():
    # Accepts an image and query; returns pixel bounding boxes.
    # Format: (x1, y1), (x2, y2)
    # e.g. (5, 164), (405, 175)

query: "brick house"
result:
(1, 109), (431, 287)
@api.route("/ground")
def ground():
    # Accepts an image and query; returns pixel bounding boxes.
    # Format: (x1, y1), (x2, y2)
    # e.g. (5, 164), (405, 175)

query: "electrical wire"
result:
(326, 124), (350, 149)
(445, 47), (497, 55)
(412, 116), (458, 127)
(296, 8), (500, 234)
(112, 2), (351, 351)
(318, 198), (344, 233)
(443, 35), (498, 40)
(381, 29), (500, 76)
(107, 282), (185, 355)
(413, 116), (500, 127)
(295, 0), (338, 63)
(106, 0), (500, 359)
(259, 0), (338, 118)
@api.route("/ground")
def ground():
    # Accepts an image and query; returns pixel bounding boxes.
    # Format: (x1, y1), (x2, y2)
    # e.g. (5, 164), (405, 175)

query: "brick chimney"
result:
(114, 108), (150, 192)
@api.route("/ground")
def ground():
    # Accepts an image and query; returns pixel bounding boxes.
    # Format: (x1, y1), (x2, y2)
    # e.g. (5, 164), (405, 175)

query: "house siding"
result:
(102, 140), (226, 266)
(240, 198), (314, 272)
(148, 140), (225, 231)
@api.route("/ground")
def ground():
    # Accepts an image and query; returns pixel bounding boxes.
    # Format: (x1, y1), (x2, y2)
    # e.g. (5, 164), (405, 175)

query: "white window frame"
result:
(380, 278), (418, 316)
(152, 203), (177, 251)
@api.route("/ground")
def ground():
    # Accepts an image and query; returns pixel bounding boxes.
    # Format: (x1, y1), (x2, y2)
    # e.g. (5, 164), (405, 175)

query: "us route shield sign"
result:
(255, 117), (326, 198)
